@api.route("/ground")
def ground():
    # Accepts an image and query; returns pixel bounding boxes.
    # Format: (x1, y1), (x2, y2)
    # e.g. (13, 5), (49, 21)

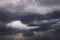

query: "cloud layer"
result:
(0, 0), (60, 40)
(0, 0), (60, 14)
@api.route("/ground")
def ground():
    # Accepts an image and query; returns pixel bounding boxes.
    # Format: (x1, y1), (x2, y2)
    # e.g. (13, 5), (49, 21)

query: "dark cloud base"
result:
(0, 8), (60, 40)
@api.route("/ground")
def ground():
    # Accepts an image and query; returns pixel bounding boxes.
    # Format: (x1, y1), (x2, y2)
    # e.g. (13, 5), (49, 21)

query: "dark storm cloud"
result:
(20, 10), (60, 24)
(0, 0), (60, 39)
(0, 22), (25, 36)
(20, 13), (44, 23)
(45, 10), (60, 19)
(0, 8), (59, 36)
(0, 8), (40, 36)
(0, 8), (25, 36)
(36, 0), (60, 6)
(0, 7), (60, 37)
(28, 18), (60, 32)
(0, 8), (12, 22)
(52, 21), (60, 30)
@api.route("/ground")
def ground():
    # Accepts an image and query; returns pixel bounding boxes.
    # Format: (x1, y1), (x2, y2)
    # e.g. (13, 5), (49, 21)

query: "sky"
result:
(0, 0), (60, 14)
(0, 0), (60, 40)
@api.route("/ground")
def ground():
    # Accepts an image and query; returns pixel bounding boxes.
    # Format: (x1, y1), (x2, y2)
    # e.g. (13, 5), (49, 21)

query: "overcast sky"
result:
(0, 0), (60, 14)
(0, 0), (60, 37)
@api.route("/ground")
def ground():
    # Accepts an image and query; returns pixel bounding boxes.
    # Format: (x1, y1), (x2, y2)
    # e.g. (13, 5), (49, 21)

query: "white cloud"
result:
(24, 5), (53, 14)
(0, 0), (60, 14)
(6, 20), (39, 30)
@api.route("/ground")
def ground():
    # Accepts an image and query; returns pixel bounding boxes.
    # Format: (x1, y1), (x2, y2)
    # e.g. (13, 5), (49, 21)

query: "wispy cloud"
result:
(6, 20), (39, 30)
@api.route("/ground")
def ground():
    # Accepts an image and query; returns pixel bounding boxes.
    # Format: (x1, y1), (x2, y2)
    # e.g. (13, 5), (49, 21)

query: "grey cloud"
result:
(52, 21), (60, 30)
(0, 22), (25, 36)
(0, 0), (60, 40)
(28, 18), (60, 32)
(0, 0), (60, 15)
(0, 7), (60, 34)
(0, 0), (54, 14)
(36, 0), (60, 6)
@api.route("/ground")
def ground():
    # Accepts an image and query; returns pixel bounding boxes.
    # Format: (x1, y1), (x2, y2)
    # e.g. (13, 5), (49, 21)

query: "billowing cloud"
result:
(0, 0), (59, 14)
(0, 0), (60, 39)
(24, 5), (53, 14)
